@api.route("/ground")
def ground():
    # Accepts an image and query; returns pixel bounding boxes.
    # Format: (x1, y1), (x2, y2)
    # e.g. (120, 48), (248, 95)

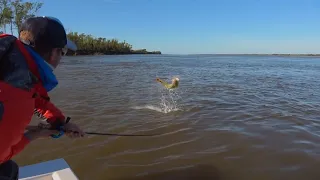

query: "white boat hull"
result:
(18, 158), (78, 180)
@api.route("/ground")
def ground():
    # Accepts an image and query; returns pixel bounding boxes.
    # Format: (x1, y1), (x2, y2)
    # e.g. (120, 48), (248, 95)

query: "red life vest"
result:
(0, 34), (48, 163)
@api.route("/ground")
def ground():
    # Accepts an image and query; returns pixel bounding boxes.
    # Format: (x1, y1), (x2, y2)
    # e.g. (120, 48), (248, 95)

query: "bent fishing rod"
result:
(26, 117), (160, 137)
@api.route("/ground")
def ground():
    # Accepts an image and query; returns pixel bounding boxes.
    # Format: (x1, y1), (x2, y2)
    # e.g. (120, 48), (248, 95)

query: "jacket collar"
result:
(25, 46), (58, 92)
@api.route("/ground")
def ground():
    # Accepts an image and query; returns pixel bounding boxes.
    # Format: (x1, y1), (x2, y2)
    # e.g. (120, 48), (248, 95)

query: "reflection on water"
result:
(14, 55), (320, 180)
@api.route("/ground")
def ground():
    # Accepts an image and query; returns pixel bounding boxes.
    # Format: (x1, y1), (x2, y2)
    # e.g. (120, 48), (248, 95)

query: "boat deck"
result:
(18, 158), (78, 180)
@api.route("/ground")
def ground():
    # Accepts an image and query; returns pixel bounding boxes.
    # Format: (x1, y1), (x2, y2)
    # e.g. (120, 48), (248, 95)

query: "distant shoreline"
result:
(66, 49), (161, 56)
(66, 53), (320, 57)
(66, 32), (162, 56)
(212, 54), (320, 57)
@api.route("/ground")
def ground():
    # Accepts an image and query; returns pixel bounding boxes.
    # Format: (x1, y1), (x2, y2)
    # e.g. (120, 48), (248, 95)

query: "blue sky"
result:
(33, 0), (320, 54)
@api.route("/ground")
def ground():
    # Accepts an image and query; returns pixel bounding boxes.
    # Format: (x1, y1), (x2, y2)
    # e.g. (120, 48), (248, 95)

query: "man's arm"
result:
(10, 127), (61, 160)
(33, 86), (85, 138)
(33, 90), (66, 130)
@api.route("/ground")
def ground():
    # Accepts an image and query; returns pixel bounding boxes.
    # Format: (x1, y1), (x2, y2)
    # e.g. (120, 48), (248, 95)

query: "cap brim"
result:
(66, 38), (77, 51)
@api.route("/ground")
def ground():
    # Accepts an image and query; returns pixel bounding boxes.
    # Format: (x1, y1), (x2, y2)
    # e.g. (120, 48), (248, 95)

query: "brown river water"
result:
(14, 55), (320, 180)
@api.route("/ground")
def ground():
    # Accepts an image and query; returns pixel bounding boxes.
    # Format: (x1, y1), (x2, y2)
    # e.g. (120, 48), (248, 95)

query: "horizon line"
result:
(160, 53), (320, 56)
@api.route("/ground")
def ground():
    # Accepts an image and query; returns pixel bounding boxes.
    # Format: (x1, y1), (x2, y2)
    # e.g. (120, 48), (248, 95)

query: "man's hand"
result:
(63, 122), (85, 138)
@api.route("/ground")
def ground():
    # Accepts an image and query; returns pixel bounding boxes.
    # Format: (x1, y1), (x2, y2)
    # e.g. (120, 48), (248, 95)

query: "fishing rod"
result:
(83, 132), (159, 137)
(26, 117), (160, 137)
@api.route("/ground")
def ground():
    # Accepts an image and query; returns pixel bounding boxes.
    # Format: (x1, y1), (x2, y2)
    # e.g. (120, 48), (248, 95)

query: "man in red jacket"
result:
(0, 16), (85, 179)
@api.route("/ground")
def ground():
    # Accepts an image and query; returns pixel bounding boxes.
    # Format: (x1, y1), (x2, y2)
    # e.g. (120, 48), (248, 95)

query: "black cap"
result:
(19, 16), (77, 51)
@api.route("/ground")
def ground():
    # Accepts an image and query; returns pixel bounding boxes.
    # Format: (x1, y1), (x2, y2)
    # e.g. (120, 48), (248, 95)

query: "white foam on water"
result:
(132, 82), (183, 114)
(159, 88), (182, 113)
(132, 105), (164, 113)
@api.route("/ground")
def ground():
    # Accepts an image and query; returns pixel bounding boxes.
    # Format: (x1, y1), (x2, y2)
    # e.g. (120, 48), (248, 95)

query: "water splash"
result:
(132, 105), (163, 113)
(159, 88), (182, 113)
(132, 89), (182, 113)
(132, 81), (183, 114)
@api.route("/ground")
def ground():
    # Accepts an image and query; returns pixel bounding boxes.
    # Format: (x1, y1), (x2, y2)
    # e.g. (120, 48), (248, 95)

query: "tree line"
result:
(0, 0), (161, 55)
(66, 32), (161, 55)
